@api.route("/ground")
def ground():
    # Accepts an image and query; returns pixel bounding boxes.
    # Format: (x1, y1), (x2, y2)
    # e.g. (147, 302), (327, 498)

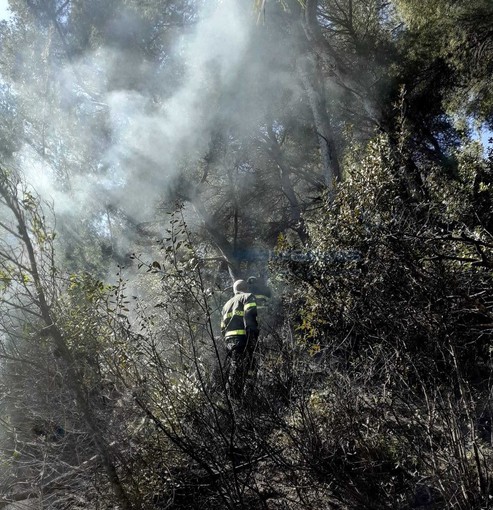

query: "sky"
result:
(481, 127), (492, 150)
(0, 0), (9, 21)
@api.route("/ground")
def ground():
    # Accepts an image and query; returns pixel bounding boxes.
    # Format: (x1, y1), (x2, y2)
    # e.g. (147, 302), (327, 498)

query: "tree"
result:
(0, 169), (133, 509)
(395, 0), (493, 127)
(278, 130), (493, 508)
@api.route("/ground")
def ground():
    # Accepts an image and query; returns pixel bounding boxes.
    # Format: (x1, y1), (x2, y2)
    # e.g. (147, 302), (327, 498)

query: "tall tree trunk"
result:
(264, 126), (309, 244)
(297, 54), (341, 191)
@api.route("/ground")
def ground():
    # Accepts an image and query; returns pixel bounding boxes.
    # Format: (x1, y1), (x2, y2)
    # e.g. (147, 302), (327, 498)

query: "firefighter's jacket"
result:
(221, 292), (258, 341)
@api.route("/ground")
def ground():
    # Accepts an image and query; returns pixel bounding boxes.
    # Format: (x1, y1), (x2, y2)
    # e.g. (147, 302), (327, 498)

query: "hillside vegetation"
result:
(0, 1), (492, 508)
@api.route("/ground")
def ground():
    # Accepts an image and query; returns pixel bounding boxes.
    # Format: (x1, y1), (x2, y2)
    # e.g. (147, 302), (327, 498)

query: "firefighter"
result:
(221, 279), (259, 398)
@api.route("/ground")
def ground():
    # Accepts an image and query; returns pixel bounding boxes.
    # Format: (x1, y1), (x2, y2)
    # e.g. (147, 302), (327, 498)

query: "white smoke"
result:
(20, 0), (251, 223)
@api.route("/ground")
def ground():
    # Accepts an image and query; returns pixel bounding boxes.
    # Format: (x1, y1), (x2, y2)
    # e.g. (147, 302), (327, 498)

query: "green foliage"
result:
(278, 130), (493, 507)
(394, 0), (493, 125)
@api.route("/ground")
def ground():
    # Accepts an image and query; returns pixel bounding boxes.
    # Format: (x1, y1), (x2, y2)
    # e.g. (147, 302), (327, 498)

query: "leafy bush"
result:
(277, 134), (493, 508)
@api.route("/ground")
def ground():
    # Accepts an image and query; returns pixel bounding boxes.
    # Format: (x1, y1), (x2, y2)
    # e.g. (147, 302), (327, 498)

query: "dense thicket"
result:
(0, 0), (492, 509)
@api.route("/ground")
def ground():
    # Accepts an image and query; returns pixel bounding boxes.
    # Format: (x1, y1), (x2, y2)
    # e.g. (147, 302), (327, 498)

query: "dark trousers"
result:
(225, 333), (258, 398)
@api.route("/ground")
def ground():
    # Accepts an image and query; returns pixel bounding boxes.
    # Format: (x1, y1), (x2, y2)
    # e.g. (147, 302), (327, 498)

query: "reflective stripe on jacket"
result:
(221, 292), (258, 339)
